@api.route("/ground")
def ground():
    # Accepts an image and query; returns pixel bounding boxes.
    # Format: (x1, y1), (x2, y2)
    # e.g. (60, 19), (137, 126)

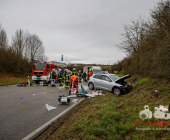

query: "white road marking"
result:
(34, 90), (54, 95)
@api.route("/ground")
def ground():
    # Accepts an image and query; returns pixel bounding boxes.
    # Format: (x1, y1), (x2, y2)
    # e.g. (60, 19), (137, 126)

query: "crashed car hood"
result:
(114, 75), (131, 83)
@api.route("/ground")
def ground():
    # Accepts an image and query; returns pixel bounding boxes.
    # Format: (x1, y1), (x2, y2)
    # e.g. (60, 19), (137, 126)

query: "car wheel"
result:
(88, 83), (94, 90)
(113, 87), (121, 95)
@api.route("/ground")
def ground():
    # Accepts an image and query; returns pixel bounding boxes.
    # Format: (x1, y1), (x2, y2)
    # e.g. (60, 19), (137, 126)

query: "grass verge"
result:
(35, 75), (170, 140)
(0, 73), (32, 86)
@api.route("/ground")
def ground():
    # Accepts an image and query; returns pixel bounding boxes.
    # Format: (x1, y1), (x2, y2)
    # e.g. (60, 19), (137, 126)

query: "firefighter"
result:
(69, 74), (79, 95)
(61, 68), (65, 84)
(65, 70), (70, 89)
(68, 70), (71, 77)
(78, 70), (83, 83)
(87, 69), (93, 80)
(58, 69), (63, 86)
(83, 71), (87, 82)
(72, 68), (78, 75)
(50, 69), (56, 87)
(64, 69), (68, 83)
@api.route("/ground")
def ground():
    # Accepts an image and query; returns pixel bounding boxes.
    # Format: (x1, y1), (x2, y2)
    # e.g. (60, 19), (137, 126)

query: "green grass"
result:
(0, 74), (32, 86)
(135, 78), (150, 86)
(158, 84), (169, 92)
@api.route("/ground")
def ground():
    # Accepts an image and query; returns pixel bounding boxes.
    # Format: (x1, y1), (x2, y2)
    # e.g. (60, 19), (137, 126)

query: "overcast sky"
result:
(0, 0), (161, 64)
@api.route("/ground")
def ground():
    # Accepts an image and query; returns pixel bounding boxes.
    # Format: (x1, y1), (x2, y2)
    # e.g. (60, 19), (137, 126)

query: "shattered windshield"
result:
(93, 70), (103, 74)
(33, 64), (46, 70)
(109, 75), (120, 81)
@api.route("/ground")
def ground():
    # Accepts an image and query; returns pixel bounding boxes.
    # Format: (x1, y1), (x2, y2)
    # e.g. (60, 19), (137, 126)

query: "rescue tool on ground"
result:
(58, 95), (70, 105)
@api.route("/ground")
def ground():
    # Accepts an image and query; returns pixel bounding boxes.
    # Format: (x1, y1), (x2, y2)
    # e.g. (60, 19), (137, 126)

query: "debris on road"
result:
(92, 90), (103, 96)
(45, 103), (57, 111)
(20, 97), (23, 99)
(81, 85), (88, 94)
(58, 95), (70, 105)
(72, 99), (79, 103)
(71, 90), (77, 94)
(99, 93), (102, 95)
(76, 93), (95, 98)
(67, 95), (77, 98)
(92, 91), (99, 95)
(33, 94), (39, 96)
(17, 84), (23, 87)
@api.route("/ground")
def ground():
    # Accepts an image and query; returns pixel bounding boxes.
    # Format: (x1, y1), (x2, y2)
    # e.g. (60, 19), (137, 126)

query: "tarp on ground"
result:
(81, 85), (88, 94)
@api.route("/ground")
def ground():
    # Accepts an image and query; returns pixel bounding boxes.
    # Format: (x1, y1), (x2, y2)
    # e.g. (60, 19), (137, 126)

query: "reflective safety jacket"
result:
(50, 71), (56, 80)
(65, 73), (70, 82)
(87, 71), (93, 76)
(71, 75), (79, 83)
(58, 72), (63, 79)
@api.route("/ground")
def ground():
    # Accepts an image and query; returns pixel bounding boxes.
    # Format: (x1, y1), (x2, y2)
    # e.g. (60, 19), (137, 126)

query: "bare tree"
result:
(11, 29), (26, 58)
(43, 55), (48, 62)
(26, 34), (44, 63)
(0, 25), (8, 49)
(117, 18), (149, 56)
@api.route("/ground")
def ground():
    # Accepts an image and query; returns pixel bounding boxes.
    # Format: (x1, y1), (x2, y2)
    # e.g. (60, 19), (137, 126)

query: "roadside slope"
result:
(35, 75), (170, 140)
(0, 74), (31, 86)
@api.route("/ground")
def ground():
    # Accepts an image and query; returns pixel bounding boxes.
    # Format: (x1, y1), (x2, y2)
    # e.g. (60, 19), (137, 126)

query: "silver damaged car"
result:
(88, 74), (132, 95)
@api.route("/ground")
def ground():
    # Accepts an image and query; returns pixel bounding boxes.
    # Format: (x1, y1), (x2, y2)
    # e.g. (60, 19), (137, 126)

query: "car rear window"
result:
(93, 75), (102, 79)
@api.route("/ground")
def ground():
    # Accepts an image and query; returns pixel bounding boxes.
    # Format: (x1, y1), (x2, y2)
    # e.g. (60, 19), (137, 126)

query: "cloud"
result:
(0, 0), (160, 64)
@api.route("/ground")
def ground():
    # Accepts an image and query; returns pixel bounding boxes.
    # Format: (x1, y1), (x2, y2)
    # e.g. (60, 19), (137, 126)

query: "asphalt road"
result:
(0, 82), (89, 140)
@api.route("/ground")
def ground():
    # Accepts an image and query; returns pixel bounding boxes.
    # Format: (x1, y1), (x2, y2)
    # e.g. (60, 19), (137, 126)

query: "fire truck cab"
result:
(32, 61), (66, 84)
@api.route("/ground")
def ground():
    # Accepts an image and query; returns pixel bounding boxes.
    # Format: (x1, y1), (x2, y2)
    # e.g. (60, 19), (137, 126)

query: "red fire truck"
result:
(32, 61), (67, 84)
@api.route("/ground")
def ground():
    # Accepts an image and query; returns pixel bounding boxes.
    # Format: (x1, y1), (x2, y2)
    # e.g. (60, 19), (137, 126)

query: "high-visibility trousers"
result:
(69, 79), (78, 95)
(59, 78), (63, 86)
(65, 80), (69, 88)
